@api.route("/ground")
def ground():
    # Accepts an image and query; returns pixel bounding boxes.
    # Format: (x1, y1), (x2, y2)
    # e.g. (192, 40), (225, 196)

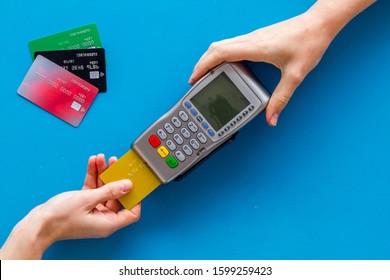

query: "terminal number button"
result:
(180, 128), (191, 139)
(188, 122), (198, 133)
(179, 110), (189, 122)
(190, 139), (200, 150)
(197, 133), (208, 144)
(171, 117), (182, 128)
(173, 134), (184, 145)
(183, 145), (193, 156)
(164, 123), (175, 134)
(175, 151), (186, 162)
(157, 129), (167, 140)
(166, 140), (177, 151)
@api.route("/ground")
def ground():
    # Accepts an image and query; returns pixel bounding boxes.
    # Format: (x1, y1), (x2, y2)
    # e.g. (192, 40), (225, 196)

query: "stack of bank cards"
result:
(17, 24), (107, 127)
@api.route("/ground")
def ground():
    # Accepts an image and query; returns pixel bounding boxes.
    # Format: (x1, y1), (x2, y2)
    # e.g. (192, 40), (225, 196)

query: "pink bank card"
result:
(17, 55), (99, 127)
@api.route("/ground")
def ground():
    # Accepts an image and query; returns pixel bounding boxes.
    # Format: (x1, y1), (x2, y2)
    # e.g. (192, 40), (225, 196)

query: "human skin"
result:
(0, 154), (141, 260)
(189, 0), (377, 126)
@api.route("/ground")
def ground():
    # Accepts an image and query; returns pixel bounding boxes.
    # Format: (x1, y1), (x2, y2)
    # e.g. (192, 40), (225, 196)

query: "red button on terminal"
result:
(148, 134), (161, 148)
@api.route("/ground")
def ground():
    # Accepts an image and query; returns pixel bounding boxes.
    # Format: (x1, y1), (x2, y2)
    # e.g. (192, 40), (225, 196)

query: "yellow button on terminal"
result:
(157, 146), (169, 158)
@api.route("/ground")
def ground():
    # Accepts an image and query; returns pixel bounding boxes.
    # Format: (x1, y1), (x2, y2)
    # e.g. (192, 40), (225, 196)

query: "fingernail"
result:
(270, 113), (279, 126)
(120, 180), (132, 192)
(188, 77), (194, 84)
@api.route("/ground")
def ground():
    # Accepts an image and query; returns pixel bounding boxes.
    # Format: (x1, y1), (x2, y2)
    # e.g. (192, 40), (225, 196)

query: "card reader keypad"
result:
(148, 109), (208, 169)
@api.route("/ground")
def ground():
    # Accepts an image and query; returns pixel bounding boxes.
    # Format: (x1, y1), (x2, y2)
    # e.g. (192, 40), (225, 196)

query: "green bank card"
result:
(28, 23), (102, 59)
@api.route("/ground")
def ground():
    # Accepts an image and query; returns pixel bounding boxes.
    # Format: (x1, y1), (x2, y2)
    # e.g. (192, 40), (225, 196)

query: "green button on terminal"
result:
(166, 156), (179, 168)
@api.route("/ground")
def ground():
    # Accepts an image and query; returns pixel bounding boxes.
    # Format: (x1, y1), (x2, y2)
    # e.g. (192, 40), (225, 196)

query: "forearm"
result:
(306, 0), (377, 39)
(0, 206), (55, 260)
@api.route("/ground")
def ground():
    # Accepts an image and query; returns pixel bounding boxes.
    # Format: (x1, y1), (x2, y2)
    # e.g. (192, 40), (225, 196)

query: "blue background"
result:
(0, 0), (389, 260)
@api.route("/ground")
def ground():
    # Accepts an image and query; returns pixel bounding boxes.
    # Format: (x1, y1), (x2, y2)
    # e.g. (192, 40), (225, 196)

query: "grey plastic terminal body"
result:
(132, 62), (270, 183)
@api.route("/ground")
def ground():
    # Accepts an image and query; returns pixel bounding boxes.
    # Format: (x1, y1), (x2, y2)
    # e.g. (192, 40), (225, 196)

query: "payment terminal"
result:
(100, 62), (270, 209)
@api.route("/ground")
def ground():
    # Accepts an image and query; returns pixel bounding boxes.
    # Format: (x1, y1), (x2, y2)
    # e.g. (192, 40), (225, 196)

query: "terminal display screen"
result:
(190, 72), (250, 131)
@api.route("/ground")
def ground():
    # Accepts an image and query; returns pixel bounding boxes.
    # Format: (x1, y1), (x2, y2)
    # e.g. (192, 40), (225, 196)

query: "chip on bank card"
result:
(28, 23), (102, 59)
(100, 149), (161, 209)
(35, 48), (107, 92)
(17, 55), (99, 127)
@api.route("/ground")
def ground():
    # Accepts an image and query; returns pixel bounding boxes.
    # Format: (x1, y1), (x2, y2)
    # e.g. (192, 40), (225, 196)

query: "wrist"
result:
(0, 205), (56, 259)
(305, 0), (376, 40)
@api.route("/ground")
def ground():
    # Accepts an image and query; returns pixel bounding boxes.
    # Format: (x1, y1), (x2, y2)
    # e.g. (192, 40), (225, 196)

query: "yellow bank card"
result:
(100, 149), (161, 209)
